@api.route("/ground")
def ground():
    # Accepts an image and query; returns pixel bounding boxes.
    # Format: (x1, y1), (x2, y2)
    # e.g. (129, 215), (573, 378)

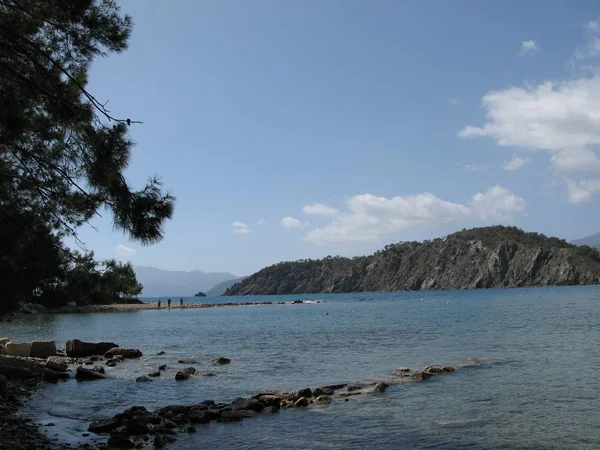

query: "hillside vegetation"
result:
(224, 226), (600, 295)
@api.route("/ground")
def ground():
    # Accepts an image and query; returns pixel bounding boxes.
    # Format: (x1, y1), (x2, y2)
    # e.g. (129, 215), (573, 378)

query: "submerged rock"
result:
(75, 366), (106, 381)
(66, 339), (117, 358)
(411, 371), (433, 381)
(148, 371), (161, 377)
(177, 359), (196, 364)
(373, 382), (389, 392)
(211, 357), (231, 365)
(104, 347), (143, 359)
(136, 376), (152, 382)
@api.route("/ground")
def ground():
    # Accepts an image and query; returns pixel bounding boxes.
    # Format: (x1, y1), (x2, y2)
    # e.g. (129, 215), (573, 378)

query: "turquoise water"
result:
(3, 286), (600, 449)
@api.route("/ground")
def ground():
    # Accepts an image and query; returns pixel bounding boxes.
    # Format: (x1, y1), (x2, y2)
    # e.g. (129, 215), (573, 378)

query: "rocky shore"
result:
(0, 337), (489, 449)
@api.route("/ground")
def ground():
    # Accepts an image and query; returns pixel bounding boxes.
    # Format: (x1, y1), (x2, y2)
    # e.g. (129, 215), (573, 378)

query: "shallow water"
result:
(3, 286), (600, 449)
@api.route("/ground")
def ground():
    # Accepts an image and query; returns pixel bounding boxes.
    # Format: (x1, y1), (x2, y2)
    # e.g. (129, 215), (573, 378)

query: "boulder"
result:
(126, 419), (149, 435)
(424, 366), (442, 374)
(175, 371), (189, 381)
(230, 397), (264, 412)
(158, 364), (167, 371)
(148, 371), (161, 377)
(0, 365), (37, 379)
(107, 434), (134, 449)
(373, 382), (389, 392)
(256, 395), (281, 407)
(219, 411), (244, 422)
(43, 368), (59, 383)
(313, 387), (334, 397)
(202, 371), (216, 376)
(177, 359), (196, 364)
(156, 351), (166, 355)
(75, 366), (106, 381)
(45, 356), (69, 372)
(66, 340), (118, 357)
(294, 397), (309, 407)
(211, 357), (230, 365)
(6, 342), (31, 357)
(104, 348), (142, 359)
(88, 418), (121, 434)
(411, 371), (433, 381)
(136, 376), (152, 382)
(296, 388), (312, 398)
(30, 341), (56, 358)
(92, 365), (105, 374)
(316, 395), (332, 405)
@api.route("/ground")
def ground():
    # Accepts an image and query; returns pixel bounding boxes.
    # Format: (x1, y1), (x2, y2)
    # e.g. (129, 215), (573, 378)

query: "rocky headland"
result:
(225, 226), (600, 295)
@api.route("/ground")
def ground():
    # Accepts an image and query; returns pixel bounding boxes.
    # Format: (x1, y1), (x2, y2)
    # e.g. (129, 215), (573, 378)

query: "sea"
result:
(2, 286), (600, 449)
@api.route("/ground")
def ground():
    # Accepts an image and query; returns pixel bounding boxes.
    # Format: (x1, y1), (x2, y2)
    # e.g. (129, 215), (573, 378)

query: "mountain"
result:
(224, 226), (600, 296)
(206, 277), (248, 296)
(571, 232), (600, 250)
(134, 266), (239, 297)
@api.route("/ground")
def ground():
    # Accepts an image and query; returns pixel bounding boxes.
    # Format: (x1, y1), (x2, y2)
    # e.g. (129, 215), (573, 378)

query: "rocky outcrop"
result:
(66, 339), (118, 357)
(224, 226), (600, 295)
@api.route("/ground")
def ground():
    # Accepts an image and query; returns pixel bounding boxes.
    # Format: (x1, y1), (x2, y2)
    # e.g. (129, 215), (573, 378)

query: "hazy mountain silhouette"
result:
(134, 266), (239, 297)
(572, 232), (600, 250)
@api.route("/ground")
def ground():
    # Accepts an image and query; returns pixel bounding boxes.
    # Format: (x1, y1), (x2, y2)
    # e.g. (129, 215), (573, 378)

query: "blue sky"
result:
(76, 0), (600, 276)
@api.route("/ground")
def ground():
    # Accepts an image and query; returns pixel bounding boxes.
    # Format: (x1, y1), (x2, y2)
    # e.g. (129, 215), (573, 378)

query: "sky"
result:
(75, 0), (600, 276)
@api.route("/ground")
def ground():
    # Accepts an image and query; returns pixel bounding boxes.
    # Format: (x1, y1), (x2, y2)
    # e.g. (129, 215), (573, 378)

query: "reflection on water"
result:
(5, 286), (600, 449)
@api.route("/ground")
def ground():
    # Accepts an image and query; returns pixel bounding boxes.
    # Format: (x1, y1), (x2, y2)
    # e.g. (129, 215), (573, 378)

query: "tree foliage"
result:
(0, 1), (173, 312)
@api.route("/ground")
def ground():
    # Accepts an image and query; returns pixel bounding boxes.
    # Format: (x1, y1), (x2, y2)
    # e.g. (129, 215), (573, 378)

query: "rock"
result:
(92, 365), (105, 374)
(395, 367), (411, 372)
(177, 359), (196, 364)
(107, 434), (135, 449)
(148, 371), (160, 377)
(424, 366), (442, 374)
(106, 362), (116, 367)
(161, 419), (178, 429)
(231, 398), (264, 412)
(296, 388), (312, 398)
(202, 371), (216, 376)
(256, 395), (281, 407)
(0, 365), (37, 379)
(114, 406), (150, 421)
(66, 340), (117, 358)
(104, 348), (142, 359)
(88, 418), (121, 434)
(152, 436), (164, 448)
(56, 372), (70, 379)
(211, 357), (231, 365)
(75, 366), (106, 381)
(219, 411), (244, 422)
(0, 338), (10, 345)
(347, 384), (363, 392)
(411, 371), (433, 381)
(188, 409), (221, 424)
(6, 342), (31, 357)
(175, 371), (189, 381)
(313, 387), (334, 397)
(30, 341), (56, 358)
(136, 376), (152, 382)
(84, 360), (94, 365)
(441, 365), (456, 372)
(45, 357), (69, 372)
(316, 395), (332, 405)
(373, 382), (389, 392)
(126, 419), (149, 435)
(158, 364), (167, 371)
(294, 397), (309, 407)
(187, 425), (197, 433)
(156, 351), (166, 355)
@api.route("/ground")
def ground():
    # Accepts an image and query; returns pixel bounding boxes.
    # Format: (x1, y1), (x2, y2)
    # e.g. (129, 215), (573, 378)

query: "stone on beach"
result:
(104, 347), (143, 359)
(30, 341), (56, 358)
(6, 342), (31, 357)
(66, 339), (118, 357)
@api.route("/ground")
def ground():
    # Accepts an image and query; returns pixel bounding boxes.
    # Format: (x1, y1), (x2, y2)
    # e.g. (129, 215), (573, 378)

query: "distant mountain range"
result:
(134, 266), (240, 297)
(571, 232), (600, 250)
(206, 277), (248, 296)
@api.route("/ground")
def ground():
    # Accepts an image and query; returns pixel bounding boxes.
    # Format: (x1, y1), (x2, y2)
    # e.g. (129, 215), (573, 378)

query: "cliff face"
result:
(224, 226), (600, 295)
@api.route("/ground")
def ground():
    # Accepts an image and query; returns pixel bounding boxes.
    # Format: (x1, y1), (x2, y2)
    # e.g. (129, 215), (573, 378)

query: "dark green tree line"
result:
(0, 0), (175, 312)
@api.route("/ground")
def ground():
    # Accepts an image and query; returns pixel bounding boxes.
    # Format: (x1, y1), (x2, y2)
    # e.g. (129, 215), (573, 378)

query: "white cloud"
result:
(566, 178), (600, 203)
(503, 156), (530, 171)
(281, 216), (310, 228)
(519, 40), (540, 56)
(459, 74), (600, 177)
(256, 219), (268, 225)
(232, 221), (247, 228)
(115, 244), (136, 257)
(585, 20), (600, 34)
(302, 203), (339, 216)
(448, 98), (460, 105)
(234, 228), (251, 234)
(464, 163), (491, 171)
(304, 186), (525, 244)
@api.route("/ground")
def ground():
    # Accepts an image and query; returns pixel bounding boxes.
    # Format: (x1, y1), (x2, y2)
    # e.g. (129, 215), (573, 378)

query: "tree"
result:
(0, 0), (174, 243)
(0, 1), (174, 312)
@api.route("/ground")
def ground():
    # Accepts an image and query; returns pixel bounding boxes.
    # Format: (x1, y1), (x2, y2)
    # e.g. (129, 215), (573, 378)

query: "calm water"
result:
(3, 286), (600, 449)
